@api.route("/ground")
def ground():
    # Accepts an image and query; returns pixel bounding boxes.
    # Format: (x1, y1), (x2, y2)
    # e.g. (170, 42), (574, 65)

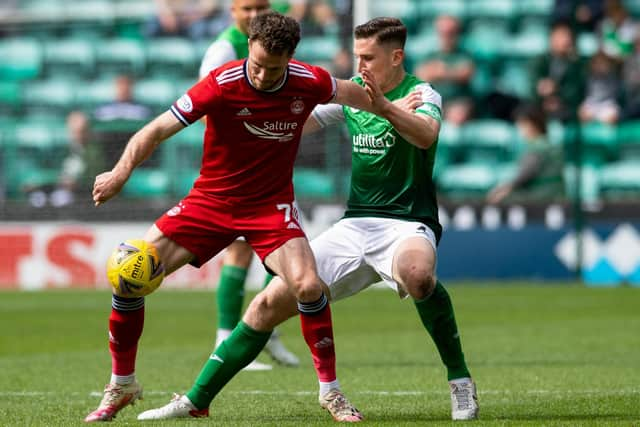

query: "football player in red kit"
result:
(85, 11), (388, 423)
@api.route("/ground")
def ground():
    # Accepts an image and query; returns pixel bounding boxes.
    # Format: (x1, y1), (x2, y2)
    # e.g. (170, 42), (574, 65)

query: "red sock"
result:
(109, 306), (144, 376)
(299, 304), (336, 382)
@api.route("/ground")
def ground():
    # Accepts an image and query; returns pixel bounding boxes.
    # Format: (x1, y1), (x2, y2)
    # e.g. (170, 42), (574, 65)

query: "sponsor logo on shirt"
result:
(243, 121), (298, 142)
(352, 132), (396, 154)
(177, 94), (193, 113)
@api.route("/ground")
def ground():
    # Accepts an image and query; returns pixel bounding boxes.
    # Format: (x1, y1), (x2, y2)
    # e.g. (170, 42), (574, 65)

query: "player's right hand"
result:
(92, 170), (127, 206)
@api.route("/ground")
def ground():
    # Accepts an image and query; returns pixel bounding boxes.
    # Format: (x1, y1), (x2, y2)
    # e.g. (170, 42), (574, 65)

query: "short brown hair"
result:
(249, 11), (300, 55)
(354, 17), (407, 49)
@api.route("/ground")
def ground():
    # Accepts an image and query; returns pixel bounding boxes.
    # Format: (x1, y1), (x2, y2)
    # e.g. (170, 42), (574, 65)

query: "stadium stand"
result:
(1, 0), (640, 207)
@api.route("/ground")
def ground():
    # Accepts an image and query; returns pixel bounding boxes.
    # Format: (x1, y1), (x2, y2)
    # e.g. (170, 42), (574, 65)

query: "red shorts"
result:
(155, 188), (306, 267)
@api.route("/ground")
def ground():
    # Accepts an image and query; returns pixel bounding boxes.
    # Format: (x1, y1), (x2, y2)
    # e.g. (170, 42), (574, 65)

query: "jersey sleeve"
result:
(170, 74), (220, 126)
(310, 64), (337, 104)
(311, 104), (344, 128)
(415, 83), (443, 123)
(199, 40), (237, 79)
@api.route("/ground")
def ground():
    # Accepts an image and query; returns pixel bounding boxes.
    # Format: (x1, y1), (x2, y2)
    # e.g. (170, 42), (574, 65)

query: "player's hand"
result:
(486, 184), (512, 205)
(361, 69), (392, 116)
(393, 90), (422, 113)
(92, 170), (128, 206)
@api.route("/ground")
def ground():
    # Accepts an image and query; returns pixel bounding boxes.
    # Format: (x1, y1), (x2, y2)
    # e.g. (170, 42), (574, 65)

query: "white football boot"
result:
(449, 378), (479, 420)
(137, 394), (208, 420)
(263, 330), (300, 366)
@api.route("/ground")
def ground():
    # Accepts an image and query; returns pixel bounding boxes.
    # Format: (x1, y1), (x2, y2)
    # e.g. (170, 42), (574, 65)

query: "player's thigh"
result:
(311, 221), (379, 301)
(224, 239), (254, 267)
(144, 224), (195, 275)
(264, 236), (318, 287)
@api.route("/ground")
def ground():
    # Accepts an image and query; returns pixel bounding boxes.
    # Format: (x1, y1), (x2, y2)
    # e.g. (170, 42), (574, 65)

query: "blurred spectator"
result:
(578, 50), (622, 124)
(552, 0), (604, 33)
(49, 111), (104, 207)
(93, 75), (152, 122)
(331, 47), (352, 79)
(285, 0), (338, 35)
(530, 22), (585, 122)
(93, 75), (153, 166)
(145, 0), (228, 40)
(415, 15), (475, 126)
(599, 0), (638, 62)
(487, 104), (564, 204)
(622, 35), (640, 120)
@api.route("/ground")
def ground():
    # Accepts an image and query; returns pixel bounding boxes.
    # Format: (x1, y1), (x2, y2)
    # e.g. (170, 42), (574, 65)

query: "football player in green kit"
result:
(140, 16), (478, 422)
(200, 0), (299, 370)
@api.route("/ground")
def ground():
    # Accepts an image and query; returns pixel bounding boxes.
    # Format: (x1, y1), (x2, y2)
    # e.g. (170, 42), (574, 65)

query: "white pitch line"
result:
(0, 389), (638, 398)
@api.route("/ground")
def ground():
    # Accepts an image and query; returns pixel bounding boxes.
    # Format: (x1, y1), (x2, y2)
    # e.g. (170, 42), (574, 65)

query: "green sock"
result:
(216, 265), (247, 330)
(414, 281), (471, 381)
(261, 273), (274, 289)
(187, 321), (272, 409)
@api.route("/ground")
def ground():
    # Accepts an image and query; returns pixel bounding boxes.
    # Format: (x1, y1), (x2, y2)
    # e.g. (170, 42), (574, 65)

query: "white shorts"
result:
(311, 217), (437, 300)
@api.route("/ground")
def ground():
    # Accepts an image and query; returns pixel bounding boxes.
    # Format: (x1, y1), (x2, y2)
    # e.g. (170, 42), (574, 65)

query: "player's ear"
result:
(392, 48), (404, 67)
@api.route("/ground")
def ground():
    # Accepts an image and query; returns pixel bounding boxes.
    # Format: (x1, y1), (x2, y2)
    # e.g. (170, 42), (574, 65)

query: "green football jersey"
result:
(342, 74), (443, 242)
(216, 25), (249, 60)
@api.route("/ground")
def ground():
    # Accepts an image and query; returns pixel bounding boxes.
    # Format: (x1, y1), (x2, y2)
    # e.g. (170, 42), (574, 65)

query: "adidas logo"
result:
(287, 222), (300, 230)
(236, 107), (252, 116)
(314, 337), (333, 349)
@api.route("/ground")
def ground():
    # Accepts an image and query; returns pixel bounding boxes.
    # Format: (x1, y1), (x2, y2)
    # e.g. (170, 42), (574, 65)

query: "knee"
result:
(288, 272), (323, 302)
(404, 269), (436, 301)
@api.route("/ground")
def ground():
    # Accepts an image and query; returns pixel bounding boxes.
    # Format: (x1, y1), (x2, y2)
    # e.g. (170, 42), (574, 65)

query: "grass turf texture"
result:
(1, 284), (639, 426)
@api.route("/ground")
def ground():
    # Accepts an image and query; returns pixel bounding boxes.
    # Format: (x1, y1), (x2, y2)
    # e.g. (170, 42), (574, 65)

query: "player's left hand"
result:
(394, 90), (422, 113)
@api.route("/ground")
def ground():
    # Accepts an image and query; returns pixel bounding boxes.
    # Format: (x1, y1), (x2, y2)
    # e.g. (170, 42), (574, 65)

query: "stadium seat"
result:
(66, 0), (115, 24)
(0, 38), (43, 81)
(166, 122), (204, 196)
(599, 161), (640, 199)
(122, 169), (171, 198)
(22, 79), (75, 112)
(577, 32), (599, 57)
(19, 0), (65, 22)
(494, 60), (532, 98)
(44, 38), (95, 77)
(293, 167), (336, 200)
(466, 0), (518, 21)
(615, 120), (640, 159)
(75, 79), (115, 110)
(437, 163), (498, 197)
(5, 122), (67, 196)
(405, 29), (440, 67)
(516, 0), (554, 17)
(579, 122), (619, 166)
(0, 81), (22, 113)
(460, 120), (517, 163)
(95, 38), (146, 76)
(295, 35), (340, 65)
(133, 78), (176, 112)
(418, 0), (466, 19)
(462, 22), (509, 61)
(146, 38), (198, 78)
(370, 0), (419, 31)
(503, 28), (548, 59)
(435, 123), (464, 178)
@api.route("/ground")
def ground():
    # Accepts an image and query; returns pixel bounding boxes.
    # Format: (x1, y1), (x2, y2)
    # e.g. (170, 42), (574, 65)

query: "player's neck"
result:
(381, 69), (406, 94)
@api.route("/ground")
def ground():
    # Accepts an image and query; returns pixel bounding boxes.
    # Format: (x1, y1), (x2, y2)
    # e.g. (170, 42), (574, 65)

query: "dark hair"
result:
(514, 103), (548, 134)
(354, 17), (407, 49)
(248, 11), (300, 55)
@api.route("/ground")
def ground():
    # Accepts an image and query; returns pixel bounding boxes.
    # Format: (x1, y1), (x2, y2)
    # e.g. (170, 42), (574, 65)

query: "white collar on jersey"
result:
(243, 59), (289, 93)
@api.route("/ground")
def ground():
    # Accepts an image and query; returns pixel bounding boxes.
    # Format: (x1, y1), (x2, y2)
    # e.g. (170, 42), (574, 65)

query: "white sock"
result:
(111, 373), (135, 385)
(215, 328), (233, 348)
(319, 379), (341, 398)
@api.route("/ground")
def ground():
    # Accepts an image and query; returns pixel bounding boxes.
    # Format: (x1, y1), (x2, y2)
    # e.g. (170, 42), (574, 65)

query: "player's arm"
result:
(304, 103), (345, 135)
(362, 69), (439, 149)
(93, 111), (183, 205)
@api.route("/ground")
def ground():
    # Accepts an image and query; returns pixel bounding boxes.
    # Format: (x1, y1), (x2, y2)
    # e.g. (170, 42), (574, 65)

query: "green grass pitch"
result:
(1, 284), (639, 426)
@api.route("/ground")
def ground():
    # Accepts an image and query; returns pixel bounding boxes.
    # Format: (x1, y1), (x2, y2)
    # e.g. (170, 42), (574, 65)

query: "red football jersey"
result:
(170, 59), (336, 203)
